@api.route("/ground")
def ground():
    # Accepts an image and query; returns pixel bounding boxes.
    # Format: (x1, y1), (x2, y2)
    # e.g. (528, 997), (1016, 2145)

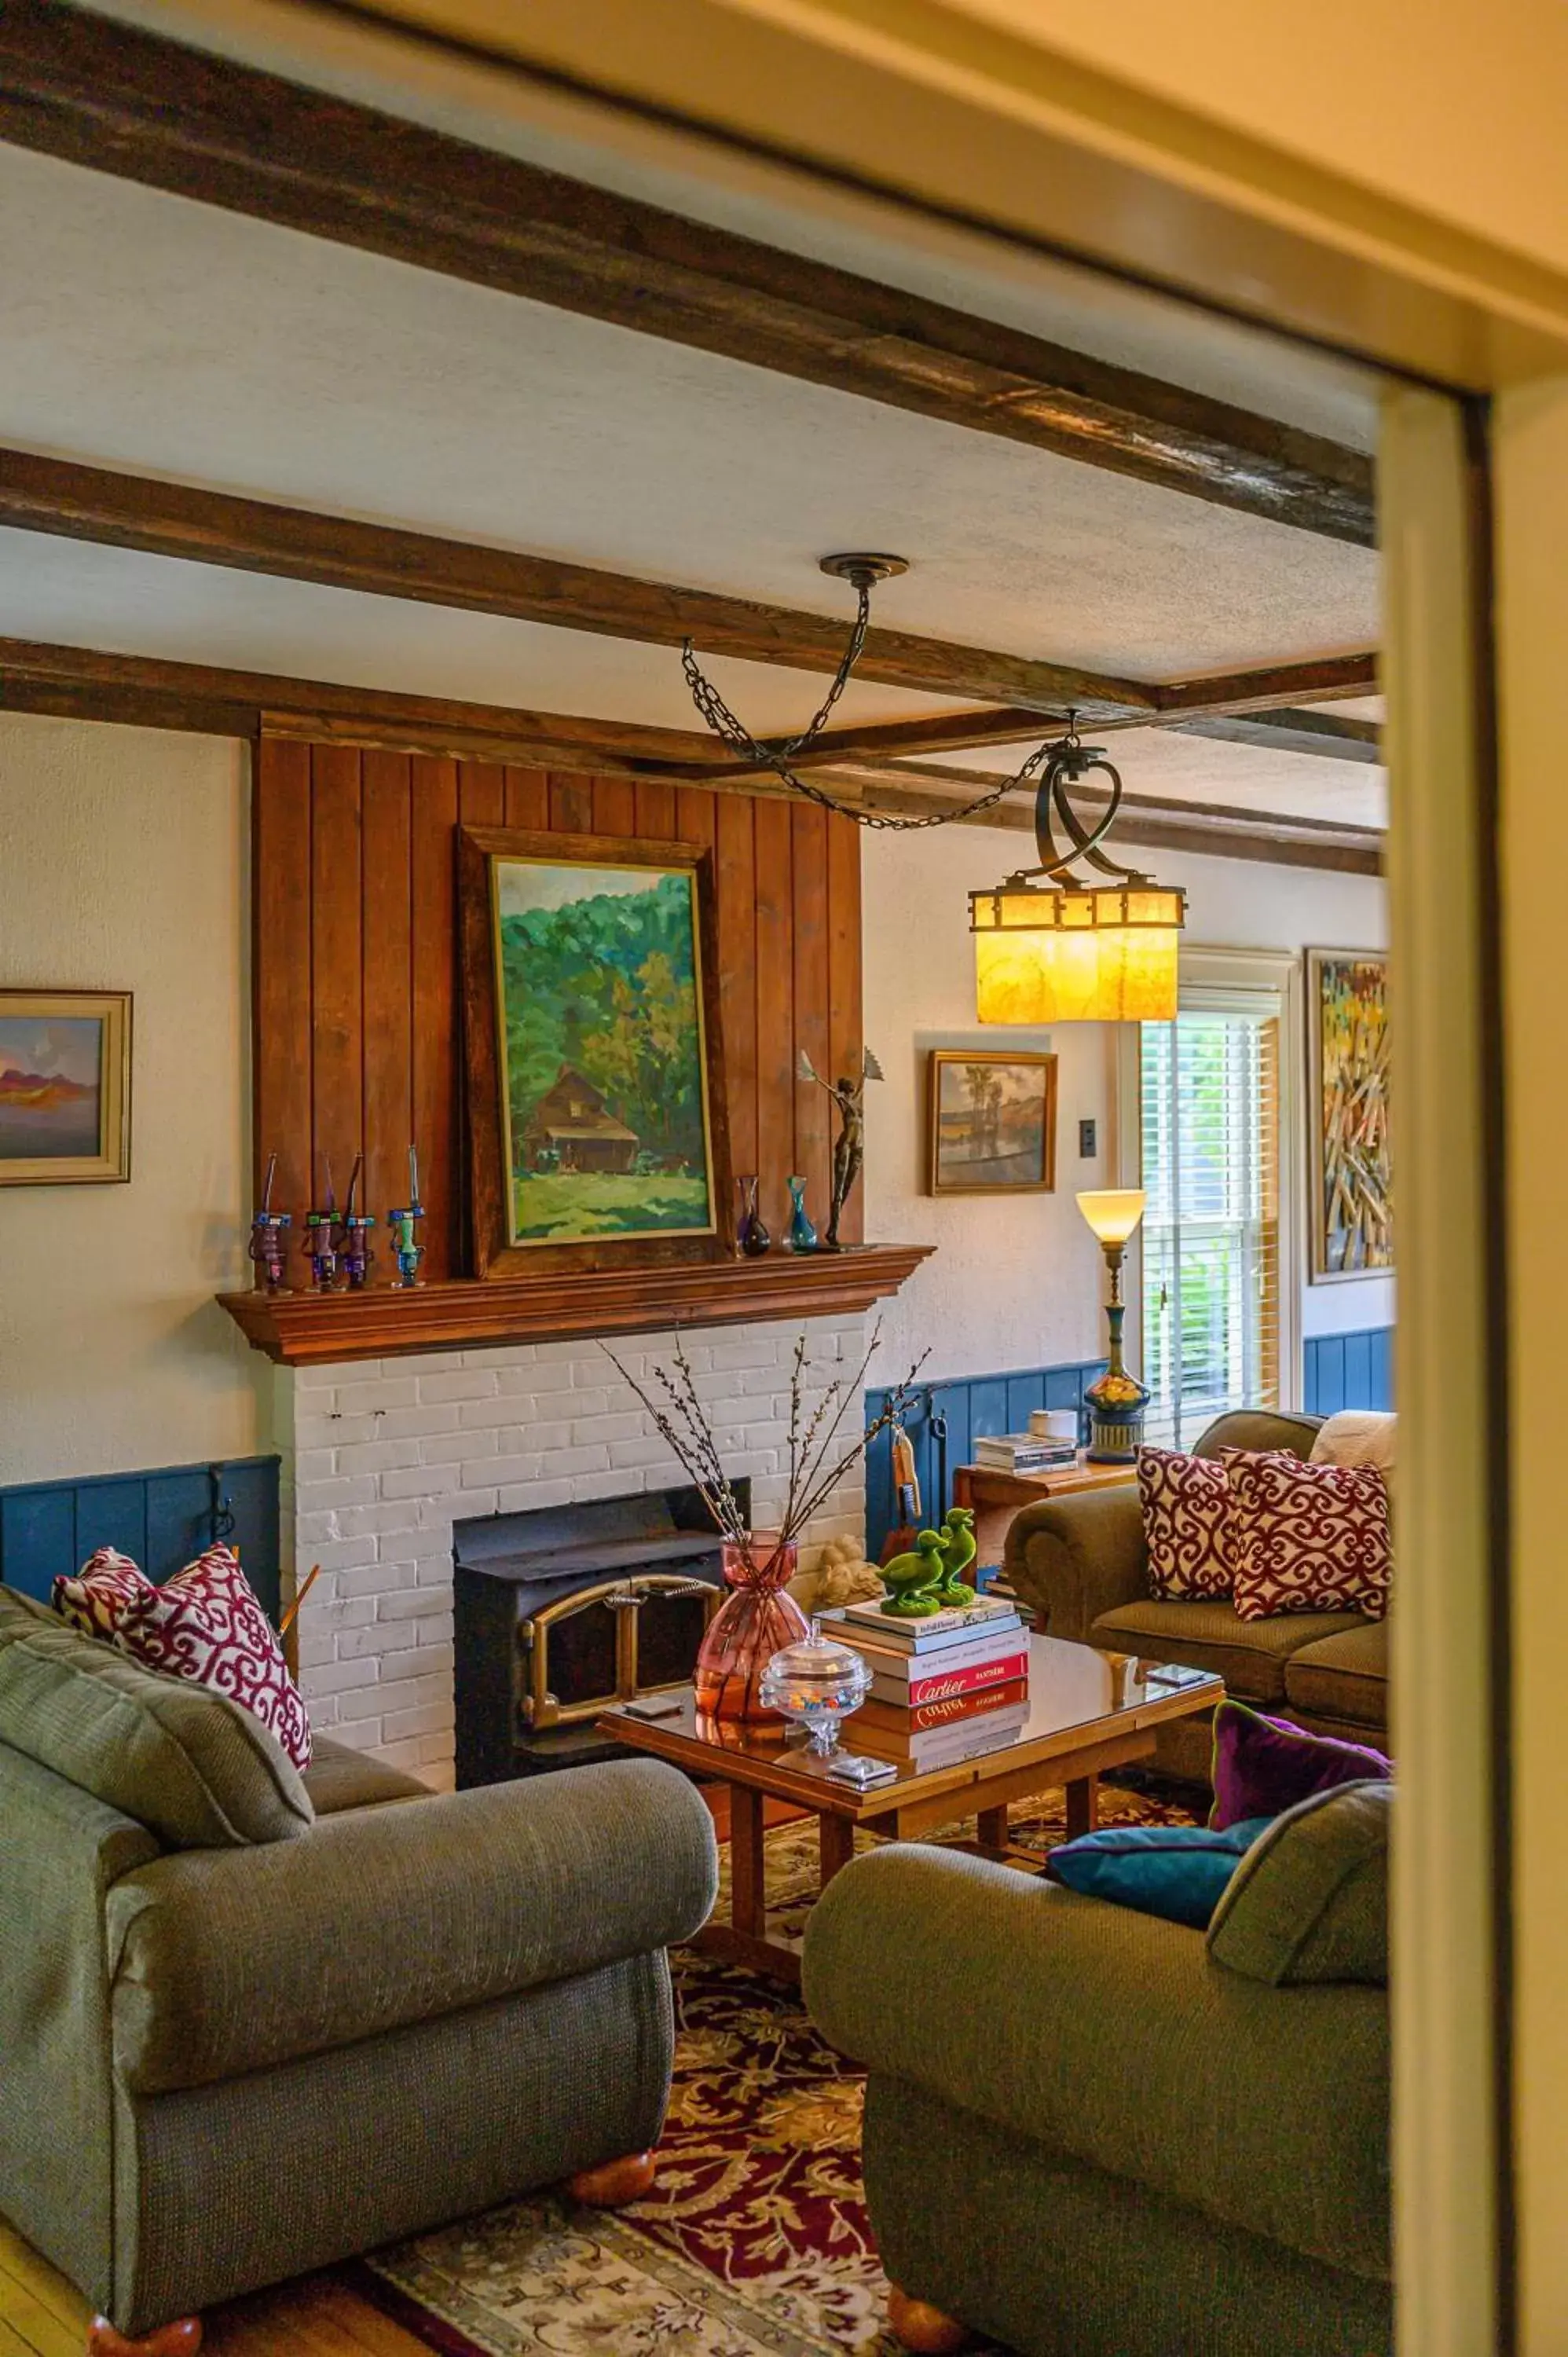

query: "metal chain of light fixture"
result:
(678, 550), (1057, 830)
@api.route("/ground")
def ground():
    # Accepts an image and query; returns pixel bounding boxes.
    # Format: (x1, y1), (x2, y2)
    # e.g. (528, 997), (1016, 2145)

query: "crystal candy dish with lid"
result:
(760, 1616), (873, 1756)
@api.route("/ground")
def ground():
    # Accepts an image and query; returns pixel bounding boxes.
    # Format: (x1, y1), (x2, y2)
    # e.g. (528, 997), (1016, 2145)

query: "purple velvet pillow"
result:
(1210, 1699), (1390, 1831)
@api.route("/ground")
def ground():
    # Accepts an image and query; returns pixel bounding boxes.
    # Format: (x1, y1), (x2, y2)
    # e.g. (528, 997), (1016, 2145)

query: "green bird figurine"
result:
(879, 1529), (947, 1617)
(932, 1506), (979, 1610)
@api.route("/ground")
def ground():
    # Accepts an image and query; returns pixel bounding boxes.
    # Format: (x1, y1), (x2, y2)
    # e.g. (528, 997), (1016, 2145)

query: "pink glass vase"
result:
(694, 1534), (807, 1721)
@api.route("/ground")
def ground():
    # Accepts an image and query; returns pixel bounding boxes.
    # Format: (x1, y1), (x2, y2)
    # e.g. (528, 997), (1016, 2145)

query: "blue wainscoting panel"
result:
(1302, 1326), (1394, 1418)
(865, 1360), (1105, 1563)
(0, 1456), (282, 1619)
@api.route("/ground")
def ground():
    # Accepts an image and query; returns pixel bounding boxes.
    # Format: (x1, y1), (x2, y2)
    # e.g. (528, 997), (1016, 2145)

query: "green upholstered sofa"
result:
(804, 1781), (1392, 2357)
(0, 1583), (717, 2346)
(1003, 1409), (1388, 1775)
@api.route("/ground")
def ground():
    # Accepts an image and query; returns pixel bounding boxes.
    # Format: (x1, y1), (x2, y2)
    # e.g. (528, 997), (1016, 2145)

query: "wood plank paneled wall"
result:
(253, 737), (863, 1281)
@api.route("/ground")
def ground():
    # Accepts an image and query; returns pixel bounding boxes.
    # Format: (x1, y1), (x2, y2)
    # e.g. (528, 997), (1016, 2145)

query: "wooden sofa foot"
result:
(87, 2320), (203, 2356)
(887, 2286), (971, 2354)
(566, 2150), (657, 2207)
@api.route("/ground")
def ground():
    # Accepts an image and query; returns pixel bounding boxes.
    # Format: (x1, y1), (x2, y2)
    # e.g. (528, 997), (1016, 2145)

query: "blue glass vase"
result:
(787, 1175), (819, 1253)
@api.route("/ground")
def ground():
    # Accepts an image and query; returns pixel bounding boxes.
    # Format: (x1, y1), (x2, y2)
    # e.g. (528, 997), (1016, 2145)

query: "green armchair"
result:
(0, 1584), (718, 2353)
(803, 1784), (1392, 2357)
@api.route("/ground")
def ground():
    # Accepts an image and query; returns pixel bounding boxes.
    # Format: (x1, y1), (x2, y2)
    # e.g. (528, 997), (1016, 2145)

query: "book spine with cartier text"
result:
(855, 1678), (1029, 1736)
(870, 1649), (1031, 1707)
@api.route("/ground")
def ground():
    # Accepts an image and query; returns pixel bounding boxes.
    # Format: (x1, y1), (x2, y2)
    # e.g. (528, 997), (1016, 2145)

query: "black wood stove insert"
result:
(452, 1481), (748, 1783)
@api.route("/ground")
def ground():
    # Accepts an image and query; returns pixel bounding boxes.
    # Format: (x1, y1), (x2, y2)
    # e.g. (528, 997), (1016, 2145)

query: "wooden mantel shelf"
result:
(218, 1244), (935, 1367)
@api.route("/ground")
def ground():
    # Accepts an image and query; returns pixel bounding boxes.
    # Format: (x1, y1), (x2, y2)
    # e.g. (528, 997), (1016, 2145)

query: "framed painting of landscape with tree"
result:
(926, 1050), (1057, 1194)
(459, 828), (730, 1276)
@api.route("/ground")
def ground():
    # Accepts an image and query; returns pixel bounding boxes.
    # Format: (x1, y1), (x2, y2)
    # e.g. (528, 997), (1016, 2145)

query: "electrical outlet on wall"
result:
(1079, 1119), (1097, 1158)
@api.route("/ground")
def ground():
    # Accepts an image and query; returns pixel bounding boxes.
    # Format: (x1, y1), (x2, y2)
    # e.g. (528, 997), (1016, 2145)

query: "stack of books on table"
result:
(973, 1433), (1077, 1475)
(824, 1596), (1032, 1769)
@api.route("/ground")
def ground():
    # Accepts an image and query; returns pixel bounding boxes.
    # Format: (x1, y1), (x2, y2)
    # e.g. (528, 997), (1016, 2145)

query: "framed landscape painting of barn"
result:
(1306, 948), (1392, 1281)
(459, 828), (731, 1277)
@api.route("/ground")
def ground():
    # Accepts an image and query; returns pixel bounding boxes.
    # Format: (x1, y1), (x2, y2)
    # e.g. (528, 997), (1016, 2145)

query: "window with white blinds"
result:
(1138, 1008), (1281, 1446)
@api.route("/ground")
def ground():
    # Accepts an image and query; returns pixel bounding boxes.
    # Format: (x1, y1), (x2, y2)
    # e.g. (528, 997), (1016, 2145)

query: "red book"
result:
(855, 1677), (1030, 1738)
(868, 1648), (1031, 1707)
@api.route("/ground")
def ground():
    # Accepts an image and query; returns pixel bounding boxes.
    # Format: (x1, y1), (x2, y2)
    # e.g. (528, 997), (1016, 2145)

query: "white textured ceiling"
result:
(0, 146), (1379, 685)
(0, 533), (963, 735)
(910, 724), (1385, 829)
(102, 0), (1385, 451)
(0, 77), (1386, 836)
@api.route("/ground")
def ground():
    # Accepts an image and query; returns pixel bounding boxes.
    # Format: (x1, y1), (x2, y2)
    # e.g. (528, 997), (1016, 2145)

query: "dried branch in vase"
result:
(603, 1323), (926, 1571)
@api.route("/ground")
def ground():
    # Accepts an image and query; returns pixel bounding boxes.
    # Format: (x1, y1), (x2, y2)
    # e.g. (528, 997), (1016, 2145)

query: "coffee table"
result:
(599, 1633), (1222, 1981)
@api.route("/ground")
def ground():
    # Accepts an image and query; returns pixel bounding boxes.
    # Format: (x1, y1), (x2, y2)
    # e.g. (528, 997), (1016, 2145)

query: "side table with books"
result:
(954, 1457), (1136, 1595)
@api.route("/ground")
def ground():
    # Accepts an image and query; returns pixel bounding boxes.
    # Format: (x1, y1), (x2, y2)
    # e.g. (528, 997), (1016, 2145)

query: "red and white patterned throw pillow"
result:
(53, 1545), (152, 1638)
(1137, 1448), (1236, 1599)
(53, 1542), (312, 1768)
(1227, 1454), (1391, 1623)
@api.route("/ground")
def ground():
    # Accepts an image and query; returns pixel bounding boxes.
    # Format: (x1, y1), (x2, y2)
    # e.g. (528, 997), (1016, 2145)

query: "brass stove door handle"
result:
(605, 1578), (713, 1608)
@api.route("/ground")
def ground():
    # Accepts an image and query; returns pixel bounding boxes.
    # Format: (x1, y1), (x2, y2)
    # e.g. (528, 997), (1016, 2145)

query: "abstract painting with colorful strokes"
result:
(1309, 948), (1392, 1279)
(493, 857), (717, 1246)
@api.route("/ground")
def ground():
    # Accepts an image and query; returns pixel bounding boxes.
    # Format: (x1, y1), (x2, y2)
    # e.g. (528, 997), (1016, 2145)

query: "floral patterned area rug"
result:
(350, 1780), (1197, 2357)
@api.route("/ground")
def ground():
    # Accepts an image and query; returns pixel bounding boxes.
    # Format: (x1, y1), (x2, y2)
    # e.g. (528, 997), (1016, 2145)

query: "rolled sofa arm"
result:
(802, 1840), (1389, 2282)
(1002, 1481), (1148, 1639)
(106, 1757), (719, 2095)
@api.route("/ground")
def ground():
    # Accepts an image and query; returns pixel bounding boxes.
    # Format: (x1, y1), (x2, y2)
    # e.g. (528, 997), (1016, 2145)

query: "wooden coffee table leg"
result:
(819, 1811), (855, 1888)
(1065, 1774), (1098, 1840)
(731, 1783), (766, 1939)
(976, 1805), (1009, 1853)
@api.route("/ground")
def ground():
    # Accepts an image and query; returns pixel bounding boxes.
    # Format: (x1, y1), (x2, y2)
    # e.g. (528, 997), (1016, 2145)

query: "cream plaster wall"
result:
(0, 713), (262, 1484)
(862, 823), (1389, 1387)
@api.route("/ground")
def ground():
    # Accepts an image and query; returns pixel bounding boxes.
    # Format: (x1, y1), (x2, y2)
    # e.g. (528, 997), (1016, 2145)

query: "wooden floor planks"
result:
(0, 2220), (430, 2357)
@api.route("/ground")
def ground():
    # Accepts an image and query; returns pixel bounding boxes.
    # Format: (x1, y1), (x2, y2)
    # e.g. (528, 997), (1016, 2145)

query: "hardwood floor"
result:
(0, 2222), (430, 2357)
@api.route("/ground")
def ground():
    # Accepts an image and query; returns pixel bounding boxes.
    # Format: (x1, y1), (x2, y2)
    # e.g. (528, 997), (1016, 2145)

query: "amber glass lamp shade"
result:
(971, 882), (1184, 1024)
(1076, 1189), (1147, 1248)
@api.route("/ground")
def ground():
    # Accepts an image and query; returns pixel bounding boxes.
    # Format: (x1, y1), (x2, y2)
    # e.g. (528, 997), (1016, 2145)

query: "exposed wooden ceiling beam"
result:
(0, 451), (1379, 759)
(1171, 707), (1382, 764)
(0, 621), (1380, 790)
(0, 633), (1380, 870)
(0, 636), (745, 776)
(0, 448), (1152, 721)
(683, 656), (1383, 770)
(693, 705), (1060, 776)
(826, 758), (1384, 874)
(1150, 654), (1379, 720)
(0, 2), (1374, 548)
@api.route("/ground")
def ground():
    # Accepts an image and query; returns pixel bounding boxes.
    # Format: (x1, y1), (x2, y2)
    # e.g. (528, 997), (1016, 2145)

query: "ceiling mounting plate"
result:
(819, 552), (910, 588)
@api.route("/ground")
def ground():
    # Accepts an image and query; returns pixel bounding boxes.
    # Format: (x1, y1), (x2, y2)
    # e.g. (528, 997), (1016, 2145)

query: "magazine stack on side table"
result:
(972, 1431), (1078, 1475)
(822, 1596), (1031, 1771)
(952, 1458), (1138, 1595)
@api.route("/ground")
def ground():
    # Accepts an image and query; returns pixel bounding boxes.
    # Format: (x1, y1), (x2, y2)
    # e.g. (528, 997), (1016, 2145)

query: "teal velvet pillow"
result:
(1044, 1816), (1274, 1929)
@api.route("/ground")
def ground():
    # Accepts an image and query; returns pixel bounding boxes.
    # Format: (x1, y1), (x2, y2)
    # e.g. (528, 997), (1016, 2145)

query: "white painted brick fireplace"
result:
(272, 1311), (871, 1789)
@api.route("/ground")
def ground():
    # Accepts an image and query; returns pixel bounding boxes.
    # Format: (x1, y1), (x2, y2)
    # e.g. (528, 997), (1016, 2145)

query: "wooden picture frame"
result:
(0, 989), (131, 1186)
(1306, 948), (1393, 1282)
(925, 1049), (1057, 1195)
(458, 827), (732, 1277)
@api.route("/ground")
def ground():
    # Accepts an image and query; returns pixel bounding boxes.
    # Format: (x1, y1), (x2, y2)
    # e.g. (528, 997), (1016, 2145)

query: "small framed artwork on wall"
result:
(0, 990), (131, 1186)
(926, 1049), (1057, 1195)
(1306, 948), (1392, 1281)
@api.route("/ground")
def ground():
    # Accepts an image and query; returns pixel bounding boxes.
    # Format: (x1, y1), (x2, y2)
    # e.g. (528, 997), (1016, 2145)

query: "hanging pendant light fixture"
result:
(969, 718), (1185, 1024)
(679, 559), (1185, 1023)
